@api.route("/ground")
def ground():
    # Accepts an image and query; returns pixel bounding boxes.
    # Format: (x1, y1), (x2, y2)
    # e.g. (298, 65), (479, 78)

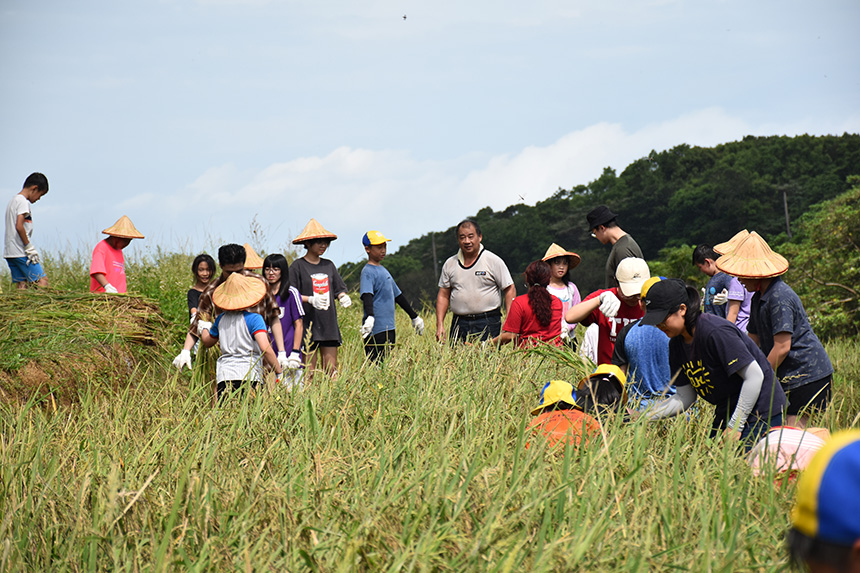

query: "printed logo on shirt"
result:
(682, 359), (715, 395)
(475, 271), (487, 276)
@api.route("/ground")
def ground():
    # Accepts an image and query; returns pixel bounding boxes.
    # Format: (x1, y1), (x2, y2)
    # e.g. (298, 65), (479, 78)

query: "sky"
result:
(2, 0), (859, 266)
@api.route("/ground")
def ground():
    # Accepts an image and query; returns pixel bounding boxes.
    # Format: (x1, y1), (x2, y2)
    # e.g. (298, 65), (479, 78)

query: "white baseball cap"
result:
(615, 257), (650, 297)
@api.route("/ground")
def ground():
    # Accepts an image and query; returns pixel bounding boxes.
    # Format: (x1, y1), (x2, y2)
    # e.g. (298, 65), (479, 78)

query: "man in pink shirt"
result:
(90, 215), (144, 293)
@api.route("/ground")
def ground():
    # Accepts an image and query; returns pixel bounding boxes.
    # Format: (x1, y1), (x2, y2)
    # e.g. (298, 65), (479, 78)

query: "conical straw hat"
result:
(713, 229), (749, 255)
(102, 215), (144, 239)
(715, 231), (789, 279)
(541, 243), (581, 269)
(243, 243), (263, 270)
(292, 218), (337, 245)
(212, 272), (267, 311)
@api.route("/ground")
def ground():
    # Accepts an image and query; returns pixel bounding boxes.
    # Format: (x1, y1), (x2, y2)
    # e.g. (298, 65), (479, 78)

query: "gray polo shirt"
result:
(439, 247), (513, 316)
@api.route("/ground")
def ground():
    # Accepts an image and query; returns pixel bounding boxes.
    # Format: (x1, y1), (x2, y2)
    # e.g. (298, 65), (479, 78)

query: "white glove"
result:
(560, 327), (570, 340)
(598, 291), (621, 319)
(360, 316), (375, 338)
(412, 316), (425, 335)
(103, 283), (119, 294)
(24, 243), (40, 265)
(196, 319), (213, 337)
(701, 287), (707, 304)
(712, 288), (729, 306)
(277, 351), (289, 371)
(308, 292), (330, 310)
(172, 349), (192, 371)
(338, 292), (352, 308)
(286, 351), (302, 370)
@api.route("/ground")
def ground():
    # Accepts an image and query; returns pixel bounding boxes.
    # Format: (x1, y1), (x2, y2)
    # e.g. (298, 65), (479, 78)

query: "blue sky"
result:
(2, 0), (859, 266)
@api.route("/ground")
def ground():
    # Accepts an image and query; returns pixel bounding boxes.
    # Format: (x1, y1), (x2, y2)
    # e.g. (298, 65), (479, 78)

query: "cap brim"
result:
(639, 309), (669, 327)
(618, 281), (644, 297)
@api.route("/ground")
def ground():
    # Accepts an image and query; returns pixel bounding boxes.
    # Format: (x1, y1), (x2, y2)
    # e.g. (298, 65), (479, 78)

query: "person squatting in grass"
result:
(542, 243), (582, 349)
(565, 257), (650, 365)
(262, 253), (305, 389)
(716, 231), (833, 429)
(288, 219), (351, 379)
(494, 260), (563, 348)
(359, 230), (424, 363)
(527, 365), (628, 450)
(187, 253), (216, 320)
(172, 243), (287, 373)
(197, 272), (283, 399)
(89, 215), (144, 294)
(4, 172), (49, 289)
(638, 279), (787, 451)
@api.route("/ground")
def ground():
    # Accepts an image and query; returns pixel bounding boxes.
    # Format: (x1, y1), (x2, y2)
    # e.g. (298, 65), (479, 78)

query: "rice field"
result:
(0, 249), (857, 571)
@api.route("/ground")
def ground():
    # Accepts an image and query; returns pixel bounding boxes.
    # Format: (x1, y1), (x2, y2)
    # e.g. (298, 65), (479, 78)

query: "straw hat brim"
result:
(212, 273), (267, 311)
(713, 229), (749, 255)
(715, 231), (789, 279)
(102, 215), (144, 239)
(541, 243), (581, 269)
(293, 218), (337, 244)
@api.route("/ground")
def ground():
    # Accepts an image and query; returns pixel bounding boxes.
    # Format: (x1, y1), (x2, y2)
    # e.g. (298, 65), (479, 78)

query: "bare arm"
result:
(270, 318), (285, 354)
(92, 273), (109, 288)
(747, 331), (760, 347)
(767, 332), (792, 372)
(254, 331), (283, 373)
(436, 287), (451, 341)
(200, 329), (218, 348)
(292, 319), (303, 351)
(726, 300), (741, 324)
(496, 331), (516, 346)
(565, 296), (600, 325)
(502, 285), (515, 315)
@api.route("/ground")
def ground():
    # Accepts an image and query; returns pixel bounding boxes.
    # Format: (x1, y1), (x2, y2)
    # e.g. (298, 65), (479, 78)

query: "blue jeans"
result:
(450, 312), (502, 342)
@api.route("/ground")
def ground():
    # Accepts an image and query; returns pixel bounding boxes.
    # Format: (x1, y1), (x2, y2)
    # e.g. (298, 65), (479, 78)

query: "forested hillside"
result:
(340, 134), (860, 318)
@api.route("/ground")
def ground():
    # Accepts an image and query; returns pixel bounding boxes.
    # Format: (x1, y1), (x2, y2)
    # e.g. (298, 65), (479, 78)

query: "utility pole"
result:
(778, 184), (793, 238)
(431, 232), (438, 282)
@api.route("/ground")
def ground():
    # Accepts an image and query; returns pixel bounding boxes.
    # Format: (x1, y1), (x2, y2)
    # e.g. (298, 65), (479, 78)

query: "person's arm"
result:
(361, 292), (374, 317)
(394, 293), (418, 319)
(15, 213), (29, 246)
(726, 361), (764, 435)
(646, 384), (697, 420)
(200, 328), (218, 348)
(254, 331), (283, 373)
(747, 331), (760, 346)
(502, 285), (515, 315)
(292, 319), (303, 353)
(436, 287), (451, 341)
(726, 300), (741, 324)
(270, 318), (285, 354)
(92, 273), (109, 288)
(496, 331), (516, 346)
(565, 296), (600, 325)
(767, 332), (792, 372)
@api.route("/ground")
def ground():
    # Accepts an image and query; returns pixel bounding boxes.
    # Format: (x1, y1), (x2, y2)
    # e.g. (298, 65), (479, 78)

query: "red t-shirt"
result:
(581, 287), (643, 365)
(89, 239), (127, 293)
(502, 294), (563, 348)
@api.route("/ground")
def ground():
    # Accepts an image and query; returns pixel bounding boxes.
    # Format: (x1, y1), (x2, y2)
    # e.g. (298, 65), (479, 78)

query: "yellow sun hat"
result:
(292, 218), (337, 245)
(102, 215), (145, 239)
(541, 243), (581, 270)
(531, 380), (577, 415)
(715, 231), (789, 279)
(243, 243), (264, 270)
(212, 272), (267, 311)
(578, 363), (628, 407)
(713, 229), (749, 255)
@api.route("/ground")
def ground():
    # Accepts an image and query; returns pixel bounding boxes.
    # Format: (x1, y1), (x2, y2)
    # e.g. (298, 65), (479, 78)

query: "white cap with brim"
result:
(615, 257), (650, 297)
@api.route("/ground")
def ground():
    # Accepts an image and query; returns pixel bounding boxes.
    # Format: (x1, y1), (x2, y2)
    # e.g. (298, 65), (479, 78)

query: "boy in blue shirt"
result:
(360, 231), (424, 363)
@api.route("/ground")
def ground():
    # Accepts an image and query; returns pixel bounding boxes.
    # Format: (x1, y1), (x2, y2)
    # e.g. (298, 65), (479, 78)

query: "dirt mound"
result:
(0, 290), (171, 405)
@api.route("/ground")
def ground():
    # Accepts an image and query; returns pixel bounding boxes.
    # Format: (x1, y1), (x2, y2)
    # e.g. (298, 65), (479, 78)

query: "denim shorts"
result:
(6, 256), (46, 283)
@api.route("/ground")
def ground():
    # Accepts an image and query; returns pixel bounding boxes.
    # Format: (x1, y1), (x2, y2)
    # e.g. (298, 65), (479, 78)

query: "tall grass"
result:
(0, 249), (857, 570)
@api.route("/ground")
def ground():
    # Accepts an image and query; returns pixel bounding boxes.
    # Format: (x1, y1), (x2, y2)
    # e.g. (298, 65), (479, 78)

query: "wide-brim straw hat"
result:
(715, 231), (789, 279)
(243, 243), (263, 270)
(212, 272), (267, 311)
(293, 218), (337, 245)
(102, 215), (144, 239)
(542, 243), (581, 269)
(713, 229), (749, 255)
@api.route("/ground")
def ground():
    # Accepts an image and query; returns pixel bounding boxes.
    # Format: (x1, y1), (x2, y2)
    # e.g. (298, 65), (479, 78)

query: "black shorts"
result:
(305, 339), (341, 352)
(785, 374), (832, 416)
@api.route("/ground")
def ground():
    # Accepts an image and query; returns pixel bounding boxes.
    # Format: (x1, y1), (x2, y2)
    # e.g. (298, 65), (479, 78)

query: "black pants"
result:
(364, 330), (395, 363)
(216, 379), (258, 400)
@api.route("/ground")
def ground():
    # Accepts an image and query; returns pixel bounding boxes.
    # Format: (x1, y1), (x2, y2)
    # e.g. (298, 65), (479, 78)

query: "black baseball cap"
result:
(586, 205), (617, 230)
(639, 278), (688, 326)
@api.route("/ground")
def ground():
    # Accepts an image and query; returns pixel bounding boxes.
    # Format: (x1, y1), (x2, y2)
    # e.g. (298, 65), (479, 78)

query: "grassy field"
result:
(0, 248), (858, 571)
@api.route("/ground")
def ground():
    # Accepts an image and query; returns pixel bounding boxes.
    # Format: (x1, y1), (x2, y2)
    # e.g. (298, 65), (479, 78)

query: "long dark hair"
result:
(192, 253), (216, 281)
(575, 375), (624, 415)
(525, 260), (554, 327)
(262, 254), (291, 300)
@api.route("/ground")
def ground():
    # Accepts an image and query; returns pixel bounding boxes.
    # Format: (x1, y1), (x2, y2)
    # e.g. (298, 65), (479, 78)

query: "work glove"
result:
(412, 316), (425, 335)
(712, 288), (729, 306)
(308, 292), (330, 311)
(103, 283), (119, 294)
(277, 351), (289, 371)
(338, 292), (352, 308)
(598, 291), (621, 319)
(360, 316), (375, 338)
(172, 349), (192, 371)
(286, 351), (302, 370)
(24, 243), (40, 265)
(560, 327), (570, 340)
(196, 319), (213, 337)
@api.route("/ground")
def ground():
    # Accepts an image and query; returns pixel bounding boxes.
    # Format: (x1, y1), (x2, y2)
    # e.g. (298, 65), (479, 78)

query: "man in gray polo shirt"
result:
(436, 220), (515, 342)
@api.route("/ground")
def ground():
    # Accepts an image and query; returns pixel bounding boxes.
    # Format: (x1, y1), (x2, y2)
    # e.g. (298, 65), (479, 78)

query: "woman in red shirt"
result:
(496, 260), (563, 348)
